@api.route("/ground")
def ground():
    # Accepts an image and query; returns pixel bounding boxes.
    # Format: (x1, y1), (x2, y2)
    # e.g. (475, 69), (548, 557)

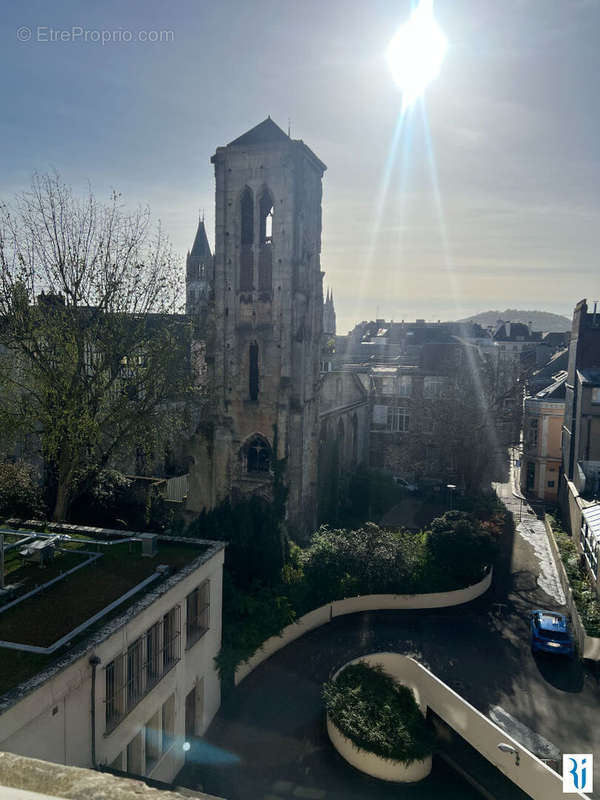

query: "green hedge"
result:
(218, 510), (503, 686)
(548, 515), (600, 637)
(215, 573), (296, 689)
(323, 662), (435, 763)
(285, 516), (497, 614)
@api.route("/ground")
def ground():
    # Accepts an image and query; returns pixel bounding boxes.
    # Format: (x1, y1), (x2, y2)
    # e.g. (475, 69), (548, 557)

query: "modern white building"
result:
(0, 526), (225, 784)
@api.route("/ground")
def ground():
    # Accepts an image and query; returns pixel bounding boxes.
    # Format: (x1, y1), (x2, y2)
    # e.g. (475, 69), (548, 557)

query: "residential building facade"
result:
(520, 374), (566, 502)
(560, 299), (600, 591)
(0, 531), (225, 784)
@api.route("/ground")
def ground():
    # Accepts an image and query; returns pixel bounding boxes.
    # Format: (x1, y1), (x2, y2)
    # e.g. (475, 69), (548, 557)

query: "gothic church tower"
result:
(187, 118), (326, 538)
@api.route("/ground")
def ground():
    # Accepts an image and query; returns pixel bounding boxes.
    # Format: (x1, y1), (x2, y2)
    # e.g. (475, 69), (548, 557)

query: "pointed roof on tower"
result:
(228, 117), (290, 147)
(189, 216), (211, 262)
(217, 117), (326, 173)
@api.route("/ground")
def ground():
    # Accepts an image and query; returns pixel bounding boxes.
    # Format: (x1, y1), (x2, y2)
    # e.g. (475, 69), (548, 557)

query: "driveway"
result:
(180, 467), (600, 799)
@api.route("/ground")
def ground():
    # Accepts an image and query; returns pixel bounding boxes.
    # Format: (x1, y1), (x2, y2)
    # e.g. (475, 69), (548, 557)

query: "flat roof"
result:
(0, 526), (225, 704)
(582, 504), (600, 542)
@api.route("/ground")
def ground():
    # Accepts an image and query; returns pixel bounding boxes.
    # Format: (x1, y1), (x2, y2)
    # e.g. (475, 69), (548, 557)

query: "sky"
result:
(2, 0), (599, 333)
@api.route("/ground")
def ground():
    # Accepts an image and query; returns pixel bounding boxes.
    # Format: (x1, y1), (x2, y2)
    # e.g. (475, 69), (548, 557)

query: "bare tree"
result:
(437, 346), (515, 491)
(0, 173), (190, 520)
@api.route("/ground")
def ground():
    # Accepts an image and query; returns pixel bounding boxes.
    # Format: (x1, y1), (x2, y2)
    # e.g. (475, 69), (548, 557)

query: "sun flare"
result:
(387, 0), (448, 109)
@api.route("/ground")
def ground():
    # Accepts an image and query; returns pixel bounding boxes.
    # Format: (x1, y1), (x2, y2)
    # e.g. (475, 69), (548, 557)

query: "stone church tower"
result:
(185, 216), (212, 319)
(323, 288), (336, 336)
(187, 118), (326, 538)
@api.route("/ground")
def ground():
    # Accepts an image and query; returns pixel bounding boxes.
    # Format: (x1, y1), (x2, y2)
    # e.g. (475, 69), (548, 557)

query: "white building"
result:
(0, 527), (225, 784)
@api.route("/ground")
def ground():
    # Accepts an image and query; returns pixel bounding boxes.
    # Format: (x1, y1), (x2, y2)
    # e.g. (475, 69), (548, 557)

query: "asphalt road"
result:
(180, 470), (600, 800)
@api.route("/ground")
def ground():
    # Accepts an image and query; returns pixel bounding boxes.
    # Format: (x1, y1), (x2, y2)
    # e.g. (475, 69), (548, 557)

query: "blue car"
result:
(530, 610), (575, 657)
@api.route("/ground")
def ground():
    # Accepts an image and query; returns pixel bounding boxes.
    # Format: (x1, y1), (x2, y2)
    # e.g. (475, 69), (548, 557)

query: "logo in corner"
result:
(563, 754), (593, 793)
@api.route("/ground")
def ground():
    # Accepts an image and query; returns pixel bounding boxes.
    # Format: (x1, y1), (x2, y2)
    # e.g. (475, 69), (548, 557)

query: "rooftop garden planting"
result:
(0, 528), (213, 699)
(323, 662), (435, 764)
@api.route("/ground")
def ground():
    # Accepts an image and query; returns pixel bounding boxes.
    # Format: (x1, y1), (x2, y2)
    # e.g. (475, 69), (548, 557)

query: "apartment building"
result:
(0, 525), (225, 784)
(520, 374), (566, 502)
(560, 299), (600, 589)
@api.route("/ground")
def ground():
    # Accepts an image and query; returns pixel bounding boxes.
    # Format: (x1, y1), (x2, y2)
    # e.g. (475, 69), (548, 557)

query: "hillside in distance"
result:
(456, 309), (571, 332)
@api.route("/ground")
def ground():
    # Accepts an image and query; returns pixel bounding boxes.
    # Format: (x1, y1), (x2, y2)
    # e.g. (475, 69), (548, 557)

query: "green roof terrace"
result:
(0, 522), (224, 703)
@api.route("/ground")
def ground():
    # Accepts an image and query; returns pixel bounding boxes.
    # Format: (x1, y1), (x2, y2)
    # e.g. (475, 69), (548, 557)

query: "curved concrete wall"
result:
(326, 715), (432, 783)
(345, 653), (585, 800)
(234, 569), (492, 685)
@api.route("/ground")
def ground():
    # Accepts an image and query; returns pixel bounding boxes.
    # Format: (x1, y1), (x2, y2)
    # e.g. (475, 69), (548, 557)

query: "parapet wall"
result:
(0, 752), (217, 800)
(234, 569), (493, 685)
(339, 653), (585, 800)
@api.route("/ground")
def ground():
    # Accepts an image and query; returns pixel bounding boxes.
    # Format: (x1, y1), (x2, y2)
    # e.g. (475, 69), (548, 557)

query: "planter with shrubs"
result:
(322, 661), (435, 782)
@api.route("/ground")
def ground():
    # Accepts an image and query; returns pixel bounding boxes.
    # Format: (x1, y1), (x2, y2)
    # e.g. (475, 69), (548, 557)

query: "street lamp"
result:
(447, 484), (456, 511)
(497, 742), (520, 766)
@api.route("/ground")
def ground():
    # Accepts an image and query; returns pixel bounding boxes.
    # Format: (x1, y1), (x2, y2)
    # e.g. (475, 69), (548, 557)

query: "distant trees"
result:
(434, 350), (518, 492)
(0, 173), (189, 521)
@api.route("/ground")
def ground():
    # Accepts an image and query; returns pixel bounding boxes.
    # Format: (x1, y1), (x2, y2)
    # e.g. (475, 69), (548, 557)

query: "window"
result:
(381, 377), (395, 394)
(162, 607), (180, 671)
(397, 376), (412, 397)
(372, 404), (387, 425)
(423, 376), (445, 399)
(105, 654), (125, 728)
(186, 580), (210, 649)
(126, 639), (144, 708)
(259, 191), (273, 244)
(241, 186), (253, 245)
(240, 187), (254, 291)
(162, 694), (176, 754)
(146, 621), (160, 688)
(528, 418), (538, 447)
(387, 407), (409, 433)
(127, 731), (143, 776)
(249, 342), (259, 401)
(592, 387), (600, 404)
(247, 435), (270, 473)
(547, 481), (555, 488)
(185, 686), (197, 740)
(105, 607), (181, 732)
(145, 710), (161, 773)
(258, 191), (274, 293)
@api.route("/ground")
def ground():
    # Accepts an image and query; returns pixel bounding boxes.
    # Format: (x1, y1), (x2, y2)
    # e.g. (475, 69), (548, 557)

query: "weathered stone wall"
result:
(0, 752), (218, 800)
(187, 126), (326, 538)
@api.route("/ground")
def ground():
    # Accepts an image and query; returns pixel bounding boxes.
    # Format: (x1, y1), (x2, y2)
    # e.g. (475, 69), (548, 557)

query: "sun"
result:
(387, 0), (448, 109)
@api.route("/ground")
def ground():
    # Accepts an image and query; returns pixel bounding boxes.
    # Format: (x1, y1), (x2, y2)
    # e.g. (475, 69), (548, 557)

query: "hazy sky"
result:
(2, 0), (599, 332)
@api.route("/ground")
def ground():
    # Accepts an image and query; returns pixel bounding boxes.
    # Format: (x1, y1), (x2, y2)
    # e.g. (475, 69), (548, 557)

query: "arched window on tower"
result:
(258, 190), (273, 293)
(249, 341), (259, 401)
(240, 187), (254, 291)
(246, 435), (271, 474)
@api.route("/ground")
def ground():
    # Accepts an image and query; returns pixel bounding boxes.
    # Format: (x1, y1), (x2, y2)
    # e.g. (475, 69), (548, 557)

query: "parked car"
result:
(530, 610), (575, 657)
(392, 476), (418, 492)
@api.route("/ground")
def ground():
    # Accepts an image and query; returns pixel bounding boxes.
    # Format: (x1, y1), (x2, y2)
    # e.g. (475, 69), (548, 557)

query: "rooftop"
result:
(0, 523), (224, 702)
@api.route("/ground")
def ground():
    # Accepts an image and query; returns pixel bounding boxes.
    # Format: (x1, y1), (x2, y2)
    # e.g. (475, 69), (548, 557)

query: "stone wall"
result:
(0, 752), (219, 800)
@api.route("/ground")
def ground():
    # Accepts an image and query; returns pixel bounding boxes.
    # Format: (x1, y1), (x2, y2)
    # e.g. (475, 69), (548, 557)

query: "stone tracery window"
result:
(249, 341), (259, 401)
(258, 189), (273, 292)
(246, 435), (271, 474)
